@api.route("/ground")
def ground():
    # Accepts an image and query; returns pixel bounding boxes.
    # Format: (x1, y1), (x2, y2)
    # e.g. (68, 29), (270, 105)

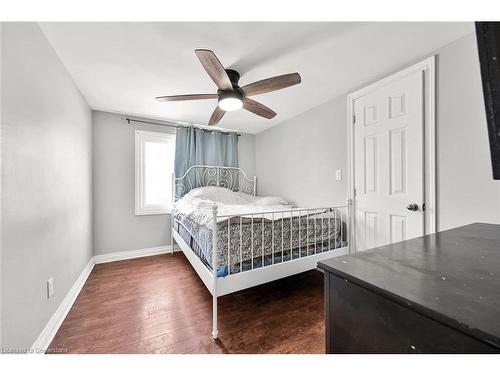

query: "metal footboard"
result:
(208, 203), (351, 339)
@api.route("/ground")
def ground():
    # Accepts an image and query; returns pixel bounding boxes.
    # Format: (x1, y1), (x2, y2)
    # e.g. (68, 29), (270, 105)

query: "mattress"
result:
(174, 210), (347, 277)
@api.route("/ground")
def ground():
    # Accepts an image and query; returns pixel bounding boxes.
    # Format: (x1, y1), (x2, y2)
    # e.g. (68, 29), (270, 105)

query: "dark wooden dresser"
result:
(317, 223), (500, 353)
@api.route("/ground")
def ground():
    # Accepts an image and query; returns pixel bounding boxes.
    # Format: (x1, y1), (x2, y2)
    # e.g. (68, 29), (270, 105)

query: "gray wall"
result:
(255, 96), (347, 207)
(92, 111), (256, 256)
(237, 132), (256, 178)
(1, 23), (93, 349)
(256, 33), (500, 230)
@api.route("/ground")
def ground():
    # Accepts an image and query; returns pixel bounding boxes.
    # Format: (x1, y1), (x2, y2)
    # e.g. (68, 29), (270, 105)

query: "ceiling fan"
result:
(155, 49), (302, 126)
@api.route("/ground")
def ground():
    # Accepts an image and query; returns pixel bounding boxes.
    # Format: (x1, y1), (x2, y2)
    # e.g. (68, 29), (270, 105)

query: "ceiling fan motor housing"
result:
(218, 69), (244, 108)
(225, 69), (241, 87)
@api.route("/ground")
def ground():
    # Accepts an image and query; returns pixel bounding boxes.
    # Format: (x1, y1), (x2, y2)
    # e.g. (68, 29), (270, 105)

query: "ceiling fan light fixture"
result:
(218, 92), (243, 112)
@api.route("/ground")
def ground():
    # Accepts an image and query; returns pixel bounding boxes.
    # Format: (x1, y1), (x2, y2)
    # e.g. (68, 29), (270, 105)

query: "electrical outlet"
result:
(47, 277), (54, 299)
(335, 169), (342, 181)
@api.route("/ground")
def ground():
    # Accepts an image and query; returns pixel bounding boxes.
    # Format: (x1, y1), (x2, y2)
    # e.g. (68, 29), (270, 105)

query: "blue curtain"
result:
(174, 126), (239, 179)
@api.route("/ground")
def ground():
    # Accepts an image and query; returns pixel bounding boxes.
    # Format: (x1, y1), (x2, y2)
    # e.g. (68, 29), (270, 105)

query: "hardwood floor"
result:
(48, 253), (325, 354)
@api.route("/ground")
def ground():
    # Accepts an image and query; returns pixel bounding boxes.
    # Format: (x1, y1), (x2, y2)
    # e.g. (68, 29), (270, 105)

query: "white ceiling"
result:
(39, 22), (474, 134)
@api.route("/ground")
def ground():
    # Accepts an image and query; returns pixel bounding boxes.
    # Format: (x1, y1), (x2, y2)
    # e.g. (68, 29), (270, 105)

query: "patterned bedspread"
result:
(174, 210), (347, 276)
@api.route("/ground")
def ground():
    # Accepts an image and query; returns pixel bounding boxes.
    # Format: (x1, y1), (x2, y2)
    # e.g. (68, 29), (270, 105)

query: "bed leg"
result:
(170, 230), (175, 255)
(171, 172), (176, 256)
(212, 294), (218, 339)
(211, 205), (219, 340)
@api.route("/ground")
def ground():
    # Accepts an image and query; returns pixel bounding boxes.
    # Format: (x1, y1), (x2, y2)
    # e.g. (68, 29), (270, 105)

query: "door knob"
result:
(406, 203), (419, 211)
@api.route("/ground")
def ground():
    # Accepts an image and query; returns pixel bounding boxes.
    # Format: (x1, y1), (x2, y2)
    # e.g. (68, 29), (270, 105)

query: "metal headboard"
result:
(173, 165), (257, 200)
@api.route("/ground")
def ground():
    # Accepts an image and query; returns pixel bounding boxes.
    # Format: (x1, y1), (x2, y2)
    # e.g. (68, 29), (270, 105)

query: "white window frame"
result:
(135, 130), (176, 216)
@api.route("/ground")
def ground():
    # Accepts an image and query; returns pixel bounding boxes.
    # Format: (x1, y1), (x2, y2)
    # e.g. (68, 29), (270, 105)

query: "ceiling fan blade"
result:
(243, 98), (277, 119)
(195, 49), (233, 91)
(156, 94), (218, 102)
(241, 73), (301, 97)
(208, 105), (225, 126)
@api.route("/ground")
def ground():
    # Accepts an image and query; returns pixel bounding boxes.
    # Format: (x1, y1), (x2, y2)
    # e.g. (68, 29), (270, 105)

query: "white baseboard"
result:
(93, 244), (179, 264)
(30, 258), (95, 353)
(30, 244), (179, 352)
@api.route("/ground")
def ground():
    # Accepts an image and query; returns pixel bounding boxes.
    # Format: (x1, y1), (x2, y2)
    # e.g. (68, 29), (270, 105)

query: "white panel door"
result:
(354, 70), (424, 251)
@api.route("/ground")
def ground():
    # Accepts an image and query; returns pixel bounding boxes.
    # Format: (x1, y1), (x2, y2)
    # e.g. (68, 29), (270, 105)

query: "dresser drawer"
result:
(325, 273), (498, 354)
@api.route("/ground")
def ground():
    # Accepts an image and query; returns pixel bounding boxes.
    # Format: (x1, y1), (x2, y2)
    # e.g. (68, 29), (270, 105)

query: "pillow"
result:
(186, 186), (255, 205)
(185, 186), (289, 207)
(186, 186), (230, 200)
(186, 186), (221, 199)
(249, 196), (289, 206)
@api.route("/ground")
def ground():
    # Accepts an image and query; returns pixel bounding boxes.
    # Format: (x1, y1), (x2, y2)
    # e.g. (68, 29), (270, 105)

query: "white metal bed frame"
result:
(171, 165), (351, 339)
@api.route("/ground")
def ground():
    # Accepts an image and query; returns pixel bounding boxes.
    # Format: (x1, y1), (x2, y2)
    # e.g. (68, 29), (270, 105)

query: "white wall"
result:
(256, 33), (500, 230)
(436, 33), (500, 230)
(1, 23), (93, 349)
(92, 111), (256, 256)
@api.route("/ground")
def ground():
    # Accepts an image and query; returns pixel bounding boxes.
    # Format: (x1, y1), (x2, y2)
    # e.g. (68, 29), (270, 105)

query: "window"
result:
(135, 130), (176, 215)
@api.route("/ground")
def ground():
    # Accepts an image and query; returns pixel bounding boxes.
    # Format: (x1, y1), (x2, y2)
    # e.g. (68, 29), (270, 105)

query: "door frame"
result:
(347, 56), (436, 252)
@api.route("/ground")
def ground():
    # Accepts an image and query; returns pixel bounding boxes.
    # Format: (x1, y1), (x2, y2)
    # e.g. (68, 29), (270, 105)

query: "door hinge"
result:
(422, 203), (426, 211)
(353, 115), (356, 124)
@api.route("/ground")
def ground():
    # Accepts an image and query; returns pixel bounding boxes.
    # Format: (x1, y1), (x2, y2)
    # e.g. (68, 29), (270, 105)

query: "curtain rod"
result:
(125, 118), (241, 136)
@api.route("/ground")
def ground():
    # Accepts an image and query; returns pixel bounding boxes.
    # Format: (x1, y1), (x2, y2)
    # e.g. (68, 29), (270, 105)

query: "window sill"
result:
(135, 209), (172, 216)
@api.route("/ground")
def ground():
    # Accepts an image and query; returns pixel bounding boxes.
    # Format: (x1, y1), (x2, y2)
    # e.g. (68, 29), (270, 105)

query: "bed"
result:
(171, 165), (352, 339)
